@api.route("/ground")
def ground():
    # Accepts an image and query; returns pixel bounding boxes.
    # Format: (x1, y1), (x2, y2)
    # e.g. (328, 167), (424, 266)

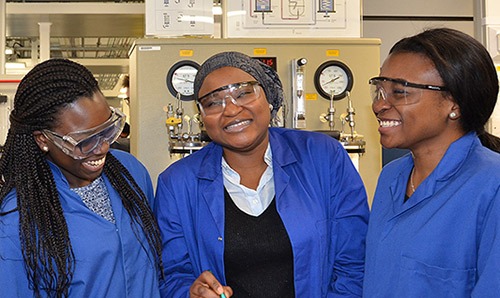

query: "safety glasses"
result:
(369, 76), (448, 106)
(42, 107), (126, 159)
(197, 81), (262, 116)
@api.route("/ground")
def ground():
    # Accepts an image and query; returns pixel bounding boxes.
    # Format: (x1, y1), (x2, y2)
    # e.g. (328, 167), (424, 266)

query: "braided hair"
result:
(0, 59), (163, 297)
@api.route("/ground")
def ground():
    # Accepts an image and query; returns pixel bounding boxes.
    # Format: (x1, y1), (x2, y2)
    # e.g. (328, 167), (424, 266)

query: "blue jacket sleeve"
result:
(328, 146), (369, 297)
(155, 173), (194, 298)
(472, 185), (500, 296)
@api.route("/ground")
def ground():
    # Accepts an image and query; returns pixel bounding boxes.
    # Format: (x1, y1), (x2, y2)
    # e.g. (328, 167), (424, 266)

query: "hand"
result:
(189, 270), (233, 298)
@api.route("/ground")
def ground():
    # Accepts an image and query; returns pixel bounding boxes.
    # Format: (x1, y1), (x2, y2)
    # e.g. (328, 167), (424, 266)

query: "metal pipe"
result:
(221, 0), (227, 38)
(38, 22), (51, 62)
(31, 38), (38, 66)
(15, 45), (131, 52)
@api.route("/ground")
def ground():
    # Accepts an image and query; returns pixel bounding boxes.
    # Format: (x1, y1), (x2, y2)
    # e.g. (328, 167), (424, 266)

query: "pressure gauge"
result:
(314, 60), (353, 100)
(166, 60), (200, 101)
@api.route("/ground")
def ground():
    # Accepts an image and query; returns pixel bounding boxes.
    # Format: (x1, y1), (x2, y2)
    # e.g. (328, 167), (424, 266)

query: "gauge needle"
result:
(324, 76), (340, 84)
(174, 78), (194, 83)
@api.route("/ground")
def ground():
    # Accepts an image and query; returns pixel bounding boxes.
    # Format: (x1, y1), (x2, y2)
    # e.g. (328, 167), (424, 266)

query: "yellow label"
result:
(179, 50), (194, 57)
(497, 65), (500, 71)
(326, 50), (340, 57)
(166, 117), (182, 125)
(306, 93), (318, 100)
(253, 48), (267, 55)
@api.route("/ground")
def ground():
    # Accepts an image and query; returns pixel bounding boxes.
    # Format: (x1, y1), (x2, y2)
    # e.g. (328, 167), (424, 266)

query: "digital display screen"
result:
(253, 57), (277, 71)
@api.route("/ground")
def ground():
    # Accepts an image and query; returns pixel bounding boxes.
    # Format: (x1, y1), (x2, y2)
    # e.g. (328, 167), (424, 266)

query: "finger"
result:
(198, 271), (225, 295)
(207, 277), (224, 295)
(190, 271), (224, 298)
(190, 283), (218, 298)
(223, 285), (233, 297)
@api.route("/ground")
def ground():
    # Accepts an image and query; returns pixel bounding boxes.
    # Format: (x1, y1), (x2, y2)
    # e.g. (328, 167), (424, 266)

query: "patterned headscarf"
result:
(193, 51), (283, 123)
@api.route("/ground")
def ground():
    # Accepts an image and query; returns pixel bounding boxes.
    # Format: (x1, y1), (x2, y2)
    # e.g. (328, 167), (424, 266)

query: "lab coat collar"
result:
(46, 158), (70, 187)
(45, 153), (124, 224)
(268, 127), (297, 167)
(197, 142), (223, 181)
(269, 128), (296, 202)
(433, 132), (477, 182)
(196, 128), (298, 181)
(389, 132), (477, 217)
(196, 142), (226, 236)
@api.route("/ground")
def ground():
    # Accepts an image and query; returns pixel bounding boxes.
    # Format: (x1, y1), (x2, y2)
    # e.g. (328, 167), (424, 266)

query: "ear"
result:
(442, 92), (460, 120)
(33, 131), (49, 151)
(449, 102), (461, 120)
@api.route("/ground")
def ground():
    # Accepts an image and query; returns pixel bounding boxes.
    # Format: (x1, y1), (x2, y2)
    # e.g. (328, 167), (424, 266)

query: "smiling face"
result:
(372, 52), (464, 153)
(198, 67), (271, 154)
(35, 92), (112, 188)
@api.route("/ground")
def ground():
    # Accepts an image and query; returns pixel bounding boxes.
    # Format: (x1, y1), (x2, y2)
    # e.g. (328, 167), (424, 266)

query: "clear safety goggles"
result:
(369, 76), (448, 106)
(42, 107), (126, 159)
(197, 81), (262, 116)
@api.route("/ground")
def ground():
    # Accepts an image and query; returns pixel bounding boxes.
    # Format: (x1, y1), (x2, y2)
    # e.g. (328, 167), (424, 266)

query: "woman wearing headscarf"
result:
(0, 59), (163, 297)
(364, 28), (500, 297)
(154, 51), (369, 297)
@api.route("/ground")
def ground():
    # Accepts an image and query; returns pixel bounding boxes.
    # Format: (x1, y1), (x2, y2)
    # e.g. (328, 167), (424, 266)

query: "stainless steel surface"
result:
(7, 12), (144, 37)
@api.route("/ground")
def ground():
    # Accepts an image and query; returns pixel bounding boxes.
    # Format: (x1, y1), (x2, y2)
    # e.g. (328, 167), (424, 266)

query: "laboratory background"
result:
(0, 0), (499, 204)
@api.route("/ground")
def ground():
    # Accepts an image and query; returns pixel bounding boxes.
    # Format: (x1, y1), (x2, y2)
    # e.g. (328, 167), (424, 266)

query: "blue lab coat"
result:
(155, 127), (369, 297)
(364, 132), (500, 297)
(0, 150), (160, 298)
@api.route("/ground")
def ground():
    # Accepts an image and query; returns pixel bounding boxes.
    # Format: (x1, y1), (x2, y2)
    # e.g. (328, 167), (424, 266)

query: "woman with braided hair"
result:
(0, 59), (163, 297)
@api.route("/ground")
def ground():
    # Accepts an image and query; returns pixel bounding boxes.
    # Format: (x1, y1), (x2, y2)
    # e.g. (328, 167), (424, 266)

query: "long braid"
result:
(0, 59), (163, 297)
(0, 59), (88, 297)
(104, 154), (164, 277)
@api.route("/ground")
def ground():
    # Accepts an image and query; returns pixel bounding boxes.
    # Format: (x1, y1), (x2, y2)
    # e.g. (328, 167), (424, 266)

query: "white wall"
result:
(363, 0), (474, 63)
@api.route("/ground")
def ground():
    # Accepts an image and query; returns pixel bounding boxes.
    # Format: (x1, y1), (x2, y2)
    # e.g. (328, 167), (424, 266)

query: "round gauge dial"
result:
(314, 60), (353, 100)
(166, 60), (200, 101)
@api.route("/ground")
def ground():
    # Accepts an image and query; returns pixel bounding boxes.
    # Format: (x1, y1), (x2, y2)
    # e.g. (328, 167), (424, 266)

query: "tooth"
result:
(85, 157), (105, 167)
(227, 120), (249, 129)
(379, 120), (401, 127)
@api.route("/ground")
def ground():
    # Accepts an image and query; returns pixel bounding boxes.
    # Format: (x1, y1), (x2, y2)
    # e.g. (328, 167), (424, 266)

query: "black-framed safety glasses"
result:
(369, 76), (448, 106)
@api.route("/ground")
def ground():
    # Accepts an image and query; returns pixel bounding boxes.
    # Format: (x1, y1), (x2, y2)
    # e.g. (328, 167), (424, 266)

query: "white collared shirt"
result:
(222, 143), (275, 216)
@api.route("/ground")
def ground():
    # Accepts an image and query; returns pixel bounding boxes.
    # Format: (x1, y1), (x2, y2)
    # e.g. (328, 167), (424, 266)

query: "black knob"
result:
(297, 58), (307, 66)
